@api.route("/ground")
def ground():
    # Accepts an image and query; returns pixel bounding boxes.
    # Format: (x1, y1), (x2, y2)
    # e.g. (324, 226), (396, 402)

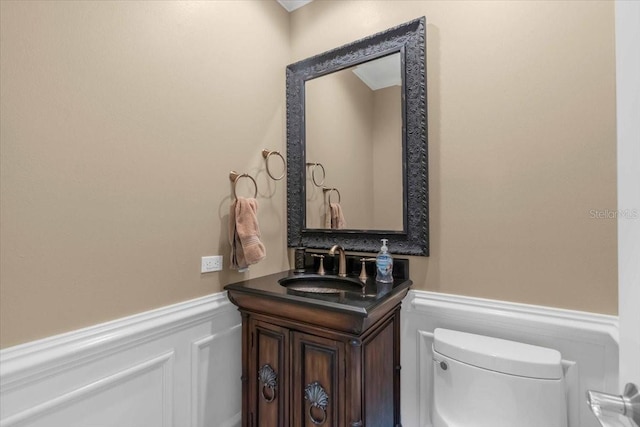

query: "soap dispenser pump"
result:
(375, 239), (394, 283)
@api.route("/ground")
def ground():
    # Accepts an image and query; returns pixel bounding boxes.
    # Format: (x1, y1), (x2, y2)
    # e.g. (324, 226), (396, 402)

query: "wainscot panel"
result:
(401, 290), (619, 427)
(0, 292), (242, 427)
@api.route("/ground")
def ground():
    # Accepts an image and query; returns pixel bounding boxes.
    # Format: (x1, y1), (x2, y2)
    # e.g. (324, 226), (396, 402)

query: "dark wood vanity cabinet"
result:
(248, 319), (289, 426)
(291, 330), (345, 426)
(226, 270), (411, 427)
(242, 307), (401, 427)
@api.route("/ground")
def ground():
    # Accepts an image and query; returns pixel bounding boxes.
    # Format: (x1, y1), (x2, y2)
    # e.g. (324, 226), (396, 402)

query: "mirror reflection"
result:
(305, 53), (403, 231)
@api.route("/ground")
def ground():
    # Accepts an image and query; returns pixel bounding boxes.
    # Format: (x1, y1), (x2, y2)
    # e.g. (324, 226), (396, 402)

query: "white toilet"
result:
(432, 328), (568, 427)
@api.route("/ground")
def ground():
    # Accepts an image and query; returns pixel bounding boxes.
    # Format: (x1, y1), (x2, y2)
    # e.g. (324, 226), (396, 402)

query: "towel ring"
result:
(306, 162), (326, 187)
(262, 149), (286, 181)
(323, 187), (341, 204)
(229, 171), (258, 199)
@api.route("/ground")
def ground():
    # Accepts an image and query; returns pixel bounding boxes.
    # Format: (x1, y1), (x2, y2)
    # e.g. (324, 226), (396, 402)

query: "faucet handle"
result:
(359, 258), (377, 281)
(311, 254), (326, 275)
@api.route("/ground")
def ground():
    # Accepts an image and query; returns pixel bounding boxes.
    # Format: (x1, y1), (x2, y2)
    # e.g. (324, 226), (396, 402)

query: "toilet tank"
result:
(431, 328), (568, 427)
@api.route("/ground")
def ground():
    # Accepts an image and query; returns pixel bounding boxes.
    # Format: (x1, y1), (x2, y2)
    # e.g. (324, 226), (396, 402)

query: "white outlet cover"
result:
(201, 255), (223, 273)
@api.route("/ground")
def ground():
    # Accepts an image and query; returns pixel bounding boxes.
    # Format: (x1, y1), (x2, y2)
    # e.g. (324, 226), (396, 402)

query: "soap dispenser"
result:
(375, 239), (394, 283)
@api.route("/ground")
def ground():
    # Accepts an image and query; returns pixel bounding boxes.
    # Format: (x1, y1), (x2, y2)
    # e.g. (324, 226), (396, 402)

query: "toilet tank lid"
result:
(433, 328), (563, 379)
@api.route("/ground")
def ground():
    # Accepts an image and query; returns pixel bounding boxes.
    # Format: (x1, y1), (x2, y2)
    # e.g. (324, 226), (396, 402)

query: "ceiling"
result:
(352, 53), (401, 91)
(276, 0), (314, 12)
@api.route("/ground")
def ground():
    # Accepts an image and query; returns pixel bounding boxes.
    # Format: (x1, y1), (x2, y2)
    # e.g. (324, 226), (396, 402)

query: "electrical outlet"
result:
(201, 255), (223, 273)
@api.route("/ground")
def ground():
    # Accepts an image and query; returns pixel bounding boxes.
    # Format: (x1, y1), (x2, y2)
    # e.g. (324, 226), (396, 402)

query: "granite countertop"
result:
(224, 269), (412, 318)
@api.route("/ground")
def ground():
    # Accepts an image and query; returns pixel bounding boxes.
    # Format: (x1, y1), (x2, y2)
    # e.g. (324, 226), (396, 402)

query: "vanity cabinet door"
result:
(291, 331), (345, 427)
(362, 312), (400, 427)
(248, 319), (289, 427)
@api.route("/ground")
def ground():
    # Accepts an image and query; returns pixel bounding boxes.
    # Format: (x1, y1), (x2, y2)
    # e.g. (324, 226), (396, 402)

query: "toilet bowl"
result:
(431, 328), (568, 427)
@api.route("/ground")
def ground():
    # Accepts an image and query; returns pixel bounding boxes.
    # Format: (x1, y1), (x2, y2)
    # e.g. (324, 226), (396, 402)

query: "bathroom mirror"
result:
(305, 52), (403, 231)
(286, 17), (428, 256)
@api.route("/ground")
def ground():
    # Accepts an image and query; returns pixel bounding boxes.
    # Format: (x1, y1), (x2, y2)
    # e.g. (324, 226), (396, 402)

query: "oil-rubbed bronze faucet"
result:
(328, 244), (347, 277)
(358, 257), (377, 281)
(311, 254), (325, 275)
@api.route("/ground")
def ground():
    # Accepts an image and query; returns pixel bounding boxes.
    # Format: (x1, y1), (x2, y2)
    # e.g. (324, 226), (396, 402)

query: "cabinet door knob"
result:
(305, 381), (329, 425)
(258, 364), (278, 403)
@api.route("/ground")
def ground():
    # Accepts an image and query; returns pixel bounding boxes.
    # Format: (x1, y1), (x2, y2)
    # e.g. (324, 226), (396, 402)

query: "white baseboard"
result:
(401, 290), (619, 427)
(0, 292), (242, 427)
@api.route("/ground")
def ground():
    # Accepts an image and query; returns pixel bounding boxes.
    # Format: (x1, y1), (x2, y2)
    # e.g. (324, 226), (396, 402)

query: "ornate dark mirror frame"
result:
(286, 17), (428, 256)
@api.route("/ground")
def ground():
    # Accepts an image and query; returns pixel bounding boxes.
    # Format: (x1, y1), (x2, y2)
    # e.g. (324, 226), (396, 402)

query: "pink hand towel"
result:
(324, 202), (332, 229)
(228, 199), (246, 270)
(229, 197), (266, 270)
(330, 202), (346, 229)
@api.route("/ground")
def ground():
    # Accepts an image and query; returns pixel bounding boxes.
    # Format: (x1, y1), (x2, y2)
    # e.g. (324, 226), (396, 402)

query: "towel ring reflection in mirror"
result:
(306, 162), (325, 187)
(323, 187), (341, 204)
(229, 171), (258, 199)
(262, 149), (286, 181)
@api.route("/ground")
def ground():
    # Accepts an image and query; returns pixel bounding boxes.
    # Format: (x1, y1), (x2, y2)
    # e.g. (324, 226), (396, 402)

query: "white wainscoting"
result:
(400, 290), (620, 427)
(0, 292), (242, 427)
(1, 289), (620, 427)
